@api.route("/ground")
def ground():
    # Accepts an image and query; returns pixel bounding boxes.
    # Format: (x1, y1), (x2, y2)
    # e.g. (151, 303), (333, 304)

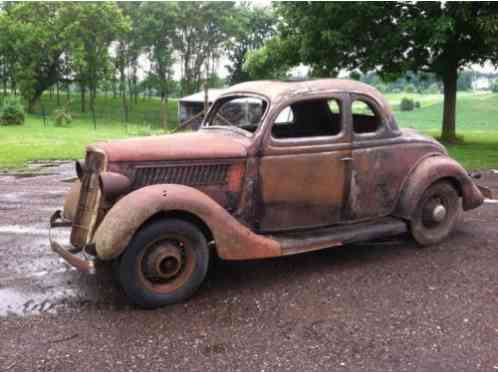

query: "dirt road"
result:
(0, 163), (497, 371)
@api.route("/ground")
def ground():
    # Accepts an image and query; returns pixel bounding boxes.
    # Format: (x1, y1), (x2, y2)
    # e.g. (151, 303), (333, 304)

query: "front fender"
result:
(93, 184), (281, 261)
(394, 155), (484, 220)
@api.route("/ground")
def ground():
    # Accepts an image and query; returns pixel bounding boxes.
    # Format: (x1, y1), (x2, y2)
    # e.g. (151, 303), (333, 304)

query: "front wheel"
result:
(117, 219), (210, 308)
(409, 181), (462, 246)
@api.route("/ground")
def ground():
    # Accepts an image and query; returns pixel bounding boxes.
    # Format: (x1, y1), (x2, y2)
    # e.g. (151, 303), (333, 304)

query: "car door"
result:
(257, 94), (352, 232)
(348, 94), (401, 221)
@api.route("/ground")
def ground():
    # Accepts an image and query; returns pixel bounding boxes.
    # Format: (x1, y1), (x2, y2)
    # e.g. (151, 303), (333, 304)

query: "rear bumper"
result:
(49, 210), (95, 274)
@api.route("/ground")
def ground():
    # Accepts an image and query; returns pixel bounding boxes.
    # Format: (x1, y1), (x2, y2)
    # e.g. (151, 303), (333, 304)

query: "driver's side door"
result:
(257, 95), (352, 232)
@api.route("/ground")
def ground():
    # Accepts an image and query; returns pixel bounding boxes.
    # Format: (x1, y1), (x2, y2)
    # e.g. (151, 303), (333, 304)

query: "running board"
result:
(268, 217), (408, 256)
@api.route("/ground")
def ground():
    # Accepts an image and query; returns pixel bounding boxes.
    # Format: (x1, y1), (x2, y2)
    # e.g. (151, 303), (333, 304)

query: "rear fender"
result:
(93, 184), (281, 261)
(394, 156), (484, 220)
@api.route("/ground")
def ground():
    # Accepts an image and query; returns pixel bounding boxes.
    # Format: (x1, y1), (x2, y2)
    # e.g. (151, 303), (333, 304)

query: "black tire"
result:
(117, 219), (209, 308)
(410, 181), (462, 246)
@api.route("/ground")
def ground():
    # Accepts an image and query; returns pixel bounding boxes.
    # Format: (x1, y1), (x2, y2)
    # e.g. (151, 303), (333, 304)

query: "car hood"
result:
(91, 129), (250, 163)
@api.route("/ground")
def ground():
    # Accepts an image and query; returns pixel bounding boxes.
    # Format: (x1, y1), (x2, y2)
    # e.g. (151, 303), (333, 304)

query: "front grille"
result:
(70, 150), (106, 247)
(132, 164), (229, 189)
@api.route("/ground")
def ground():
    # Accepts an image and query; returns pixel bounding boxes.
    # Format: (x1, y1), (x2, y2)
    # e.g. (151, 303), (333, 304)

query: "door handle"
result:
(340, 157), (353, 161)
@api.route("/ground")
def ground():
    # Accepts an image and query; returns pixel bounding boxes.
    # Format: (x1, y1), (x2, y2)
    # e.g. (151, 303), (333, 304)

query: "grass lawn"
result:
(0, 91), (497, 171)
(0, 107), (176, 170)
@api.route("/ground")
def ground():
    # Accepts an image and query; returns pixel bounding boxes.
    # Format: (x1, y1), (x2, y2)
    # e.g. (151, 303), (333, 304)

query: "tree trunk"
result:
(28, 89), (44, 113)
(120, 66), (128, 123)
(2, 63), (6, 96)
(128, 77), (133, 109)
(160, 94), (168, 131)
(56, 81), (60, 106)
(81, 84), (86, 113)
(441, 65), (458, 143)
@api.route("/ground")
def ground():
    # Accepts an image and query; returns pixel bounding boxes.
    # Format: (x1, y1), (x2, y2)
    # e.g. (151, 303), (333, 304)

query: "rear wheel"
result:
(117, 219), (209, 308)
(410, 181), (461, 246)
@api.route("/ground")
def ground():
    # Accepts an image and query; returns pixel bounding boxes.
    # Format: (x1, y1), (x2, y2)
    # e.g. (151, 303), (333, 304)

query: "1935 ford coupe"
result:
(49, 79), (487, 308)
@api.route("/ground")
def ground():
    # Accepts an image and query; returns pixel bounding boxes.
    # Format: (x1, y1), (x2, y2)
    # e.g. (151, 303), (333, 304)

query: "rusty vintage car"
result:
(49, 79), (487, 308)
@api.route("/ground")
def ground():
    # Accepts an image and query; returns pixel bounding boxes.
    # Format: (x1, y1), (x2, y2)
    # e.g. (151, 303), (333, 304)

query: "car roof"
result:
(223, 78), (393, 114)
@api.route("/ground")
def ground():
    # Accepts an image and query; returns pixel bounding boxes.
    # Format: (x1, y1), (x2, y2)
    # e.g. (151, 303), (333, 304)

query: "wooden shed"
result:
(177, 88), (227, 130)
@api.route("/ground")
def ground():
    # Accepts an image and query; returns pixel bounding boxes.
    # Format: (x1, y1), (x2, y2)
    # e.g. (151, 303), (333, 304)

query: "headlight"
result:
(98, 172), (131, 199)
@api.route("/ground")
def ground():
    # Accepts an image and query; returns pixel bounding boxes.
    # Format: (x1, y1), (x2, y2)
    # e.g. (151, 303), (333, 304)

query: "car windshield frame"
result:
(202, 94), (269, 137)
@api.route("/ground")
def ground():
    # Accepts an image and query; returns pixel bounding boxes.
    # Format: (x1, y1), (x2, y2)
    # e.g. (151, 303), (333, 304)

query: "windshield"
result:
(204, 96), (267, 135)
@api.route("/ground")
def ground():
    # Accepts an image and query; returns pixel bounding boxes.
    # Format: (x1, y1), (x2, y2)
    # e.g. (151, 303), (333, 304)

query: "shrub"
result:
(415, 101), (421, 109)
(405, 84), (416, 93)
(0, 96), (25, 125)
(491, 79), (498, 93)
(427, 83), (440, 94)
(53, 107), (72, 127)
(400, 97), (415, 111)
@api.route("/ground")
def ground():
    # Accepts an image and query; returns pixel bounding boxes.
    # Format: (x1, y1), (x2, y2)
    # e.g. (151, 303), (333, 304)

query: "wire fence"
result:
(1, 92), (187, 134)
(24, 97), (181, 133)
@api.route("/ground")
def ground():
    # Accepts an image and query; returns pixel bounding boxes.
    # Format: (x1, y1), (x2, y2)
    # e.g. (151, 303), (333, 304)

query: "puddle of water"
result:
(0, 267), (73, 285)
(12, 172), (54, 179)
(484, 199), (498, 204)
(0, 225), (50, 236)
(60, 177), (78, 183)
(0, 286), (76, 317)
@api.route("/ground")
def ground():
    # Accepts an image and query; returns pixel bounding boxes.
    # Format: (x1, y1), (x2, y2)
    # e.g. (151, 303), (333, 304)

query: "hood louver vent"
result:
(132, 164), (230, 188)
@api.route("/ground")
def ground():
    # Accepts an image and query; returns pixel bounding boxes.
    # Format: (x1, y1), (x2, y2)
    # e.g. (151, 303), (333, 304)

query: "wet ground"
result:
(0, 162), (497, 371)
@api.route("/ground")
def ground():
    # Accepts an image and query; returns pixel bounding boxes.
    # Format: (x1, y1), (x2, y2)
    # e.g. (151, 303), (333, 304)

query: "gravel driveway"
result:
(0, 163), (497, 371)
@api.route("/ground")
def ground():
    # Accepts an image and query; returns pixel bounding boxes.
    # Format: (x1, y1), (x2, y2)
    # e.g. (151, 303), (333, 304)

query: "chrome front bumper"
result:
(49, 210), (95, 274)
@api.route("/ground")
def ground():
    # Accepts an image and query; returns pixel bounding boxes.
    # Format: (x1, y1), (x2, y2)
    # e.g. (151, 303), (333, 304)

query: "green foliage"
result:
(491, 79), (498, 93)
(0, 95), (25, 125)
(52, 107), (72, 127)
(427, 83), (441, 94)
(261, 2), (498, 140)
(405, 84), (416, 93)
(171, 2), (236, 95)
(400, 97), (415, 112)
(225, 4), (275, 84)
(0, 2), (130, 111)
(349, 71), (362, 81)
(457, 70), (476, 91)
(243, 37), (292, 80)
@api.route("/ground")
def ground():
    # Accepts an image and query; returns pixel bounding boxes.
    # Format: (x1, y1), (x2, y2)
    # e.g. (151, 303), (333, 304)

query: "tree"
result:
(0, 2), (129, 113)
(457, 70), (477, 91)
(140, 2), (176, 129)
(225, 4), (275, 84)
(172, 2), (236, 95)
(66, 3), (129, 115)
(113, 2), (142, 122)
(243, 36), (294, 80)
(250, 2), (498, 142)
(0, 3), (77, 111)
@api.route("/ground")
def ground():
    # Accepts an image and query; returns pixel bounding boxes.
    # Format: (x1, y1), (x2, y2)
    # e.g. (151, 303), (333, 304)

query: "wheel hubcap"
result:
(145, 243), (183, 280)
(432, 204), (447, 223)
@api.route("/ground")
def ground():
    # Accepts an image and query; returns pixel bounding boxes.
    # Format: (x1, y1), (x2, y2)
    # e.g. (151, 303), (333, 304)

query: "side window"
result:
(274, 106), (294, 125)
(352, 99), (382, 134)
(272, 98), (342, 139)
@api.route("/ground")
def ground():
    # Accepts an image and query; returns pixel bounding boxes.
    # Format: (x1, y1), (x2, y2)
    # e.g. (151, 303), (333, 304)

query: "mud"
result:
(0, 162), (497, 371)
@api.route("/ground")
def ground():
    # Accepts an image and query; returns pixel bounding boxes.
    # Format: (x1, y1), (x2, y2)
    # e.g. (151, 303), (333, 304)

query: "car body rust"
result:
(50, 78), (486, 273)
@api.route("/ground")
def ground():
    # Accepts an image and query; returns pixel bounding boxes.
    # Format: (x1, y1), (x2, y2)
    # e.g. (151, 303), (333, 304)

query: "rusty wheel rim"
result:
(137, 235), (196, 294)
